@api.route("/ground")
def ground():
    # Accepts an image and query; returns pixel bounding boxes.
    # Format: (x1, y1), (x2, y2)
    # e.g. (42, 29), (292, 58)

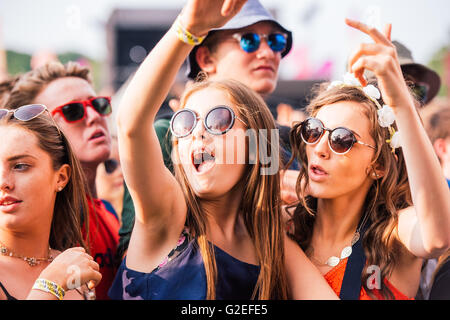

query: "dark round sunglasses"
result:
(104, 159), (120, 174)
(295, 117), (376, 155)
(232, 32), (287, 53)
(51, 96), (112, 123)
(170, 105), (245, 138)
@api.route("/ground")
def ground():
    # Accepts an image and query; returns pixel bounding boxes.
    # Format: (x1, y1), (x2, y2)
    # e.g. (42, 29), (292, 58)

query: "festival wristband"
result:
(174, 15), (206, 46)
(32, 278), (65, 300)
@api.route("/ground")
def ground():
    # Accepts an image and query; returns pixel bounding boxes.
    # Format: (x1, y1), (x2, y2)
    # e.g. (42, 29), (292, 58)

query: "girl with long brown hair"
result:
(288, 19), (450, 299)
(109, 0), (338, 300)
(0, 104), (101, 300)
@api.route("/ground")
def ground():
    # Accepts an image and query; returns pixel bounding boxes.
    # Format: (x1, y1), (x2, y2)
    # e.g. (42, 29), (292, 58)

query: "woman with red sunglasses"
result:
(109, 0), (338, 300)
(287, 20), (450, 299)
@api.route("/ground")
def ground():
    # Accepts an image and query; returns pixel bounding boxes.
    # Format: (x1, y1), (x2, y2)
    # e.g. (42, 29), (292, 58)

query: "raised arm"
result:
(346, 19), (450, 259)
(116, 0), (247, 272)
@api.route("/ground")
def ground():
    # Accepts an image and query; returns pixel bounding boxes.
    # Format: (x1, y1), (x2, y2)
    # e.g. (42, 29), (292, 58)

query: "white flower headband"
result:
(327, 72), (400, 152)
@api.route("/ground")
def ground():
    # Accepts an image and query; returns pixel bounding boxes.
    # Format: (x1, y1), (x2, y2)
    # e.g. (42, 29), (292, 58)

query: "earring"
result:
(372, 172), (379, 179)
(57, 186), (63, 192)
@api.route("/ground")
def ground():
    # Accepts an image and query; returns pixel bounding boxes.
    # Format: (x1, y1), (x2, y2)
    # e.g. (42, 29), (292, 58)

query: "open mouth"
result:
(89, 130), (105, 141)
(310, 164), (327, 176)
(192, 148), (216, 174)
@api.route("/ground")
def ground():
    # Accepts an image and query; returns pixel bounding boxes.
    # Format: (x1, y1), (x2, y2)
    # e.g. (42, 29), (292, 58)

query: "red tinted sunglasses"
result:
(51, 96), (112, 123)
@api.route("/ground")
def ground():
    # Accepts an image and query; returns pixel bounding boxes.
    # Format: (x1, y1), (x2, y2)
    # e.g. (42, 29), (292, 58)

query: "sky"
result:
(0, 0), (449, 80)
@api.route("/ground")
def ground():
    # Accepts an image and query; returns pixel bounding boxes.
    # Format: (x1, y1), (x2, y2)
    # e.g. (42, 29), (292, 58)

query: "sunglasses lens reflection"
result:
(301, 118), (323, 143)
(240, 33), (260, 53)
(268, 33), (287, 52)
(205, 107), (233, 134)
(172, 110), (196, 137)
(62, 103), (85, 122)
(330, 128), (354, 154)
(14, 104), (46, 121)
(92, 98), (112, 115)
(0, 109), (8, 120)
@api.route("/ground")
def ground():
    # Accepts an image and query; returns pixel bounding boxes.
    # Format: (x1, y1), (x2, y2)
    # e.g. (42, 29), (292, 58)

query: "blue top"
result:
(108, 233), (260, 300)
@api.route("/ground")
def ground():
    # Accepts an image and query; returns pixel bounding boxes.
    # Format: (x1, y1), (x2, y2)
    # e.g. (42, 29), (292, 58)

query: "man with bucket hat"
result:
(393, 40), (441, 105)
(186, 0), (292, 95)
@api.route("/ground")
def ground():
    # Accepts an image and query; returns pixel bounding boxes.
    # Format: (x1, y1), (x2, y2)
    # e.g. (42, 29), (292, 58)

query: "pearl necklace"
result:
(0, 240), (53, 267)
(309, 212), (369, 268)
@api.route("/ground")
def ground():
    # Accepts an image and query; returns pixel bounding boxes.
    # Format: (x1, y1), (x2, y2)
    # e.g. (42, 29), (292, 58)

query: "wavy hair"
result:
(172, 79), (288, 300)
(287, 82), (413, 299)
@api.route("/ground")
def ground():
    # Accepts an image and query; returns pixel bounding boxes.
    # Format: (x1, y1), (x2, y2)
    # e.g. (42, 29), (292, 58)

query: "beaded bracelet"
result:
(32, 278), (65, 300)
(174, 15), (206, 46)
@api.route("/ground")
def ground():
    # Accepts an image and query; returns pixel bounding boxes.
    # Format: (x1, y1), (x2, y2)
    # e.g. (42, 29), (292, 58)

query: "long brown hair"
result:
(288, 82), (413, 299)
(0, 111), (89, 252)
(172, 79), (288, 300)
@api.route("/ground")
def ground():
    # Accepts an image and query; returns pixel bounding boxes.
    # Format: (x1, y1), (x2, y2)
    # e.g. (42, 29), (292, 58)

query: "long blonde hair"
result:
(172, 79), (288, 300)
(288, 82), (413, 299)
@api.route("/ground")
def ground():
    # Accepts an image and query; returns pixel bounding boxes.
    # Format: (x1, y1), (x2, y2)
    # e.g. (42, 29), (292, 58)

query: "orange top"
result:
(324, 258), (413, 300)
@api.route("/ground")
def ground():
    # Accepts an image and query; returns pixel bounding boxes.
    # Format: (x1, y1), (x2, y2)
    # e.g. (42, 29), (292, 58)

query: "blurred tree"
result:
(429, 45), (449, 97)
(6, 50), (31, 75)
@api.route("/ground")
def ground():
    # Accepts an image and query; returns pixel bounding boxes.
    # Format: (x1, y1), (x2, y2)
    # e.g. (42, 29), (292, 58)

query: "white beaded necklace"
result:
(309, 212), (369, 268)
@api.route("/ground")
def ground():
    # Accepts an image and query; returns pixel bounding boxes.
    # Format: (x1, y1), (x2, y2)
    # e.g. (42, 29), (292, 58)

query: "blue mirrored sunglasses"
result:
(232, 32), (287, 53)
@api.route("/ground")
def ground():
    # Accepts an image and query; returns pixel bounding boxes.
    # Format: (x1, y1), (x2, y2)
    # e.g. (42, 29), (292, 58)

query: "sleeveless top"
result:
(108, 229), (260, 300)
(324, 257), (413, 300)
(0, 281), (17, 300)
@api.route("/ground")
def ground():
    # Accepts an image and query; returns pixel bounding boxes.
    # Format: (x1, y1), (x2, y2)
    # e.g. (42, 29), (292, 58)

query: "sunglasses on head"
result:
(104, 159), (120, 174)
(51, 96), (112, 123)
(170, 105), (245, 138)
(0, 103), (62, 133)
(232, 32), (287, 53)
(295, 117), (376, 155)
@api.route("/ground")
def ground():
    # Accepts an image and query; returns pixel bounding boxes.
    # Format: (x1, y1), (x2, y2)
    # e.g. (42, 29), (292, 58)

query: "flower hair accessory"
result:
(327, 72), (400, 152)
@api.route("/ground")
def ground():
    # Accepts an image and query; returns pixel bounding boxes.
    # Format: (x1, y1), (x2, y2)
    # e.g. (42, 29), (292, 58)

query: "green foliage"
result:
(6, 50), (31, 75)
(5, 50), (104, 92)
(428, 45), (449, 97)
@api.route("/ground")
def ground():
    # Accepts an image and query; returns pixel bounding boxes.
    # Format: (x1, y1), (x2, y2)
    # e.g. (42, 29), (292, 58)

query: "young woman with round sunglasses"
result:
(5, 61), (120, 300)
(109, 0), (338, 300)
(0, 104), (102, 300)
(117, 0), (298, 261)
(287, 20), (450, 299)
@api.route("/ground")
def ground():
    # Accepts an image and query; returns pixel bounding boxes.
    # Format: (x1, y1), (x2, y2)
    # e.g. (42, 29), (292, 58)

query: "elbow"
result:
(423, 238), (450, 258)
(116, 114), (139, 139)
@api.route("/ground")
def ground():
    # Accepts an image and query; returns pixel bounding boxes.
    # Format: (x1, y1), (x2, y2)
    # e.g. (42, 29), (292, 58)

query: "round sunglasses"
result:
(170, 105), (245, 138)
(51, 96), (112, 123)
(295, 117), (376, 155)
(232, 32), (287, 53)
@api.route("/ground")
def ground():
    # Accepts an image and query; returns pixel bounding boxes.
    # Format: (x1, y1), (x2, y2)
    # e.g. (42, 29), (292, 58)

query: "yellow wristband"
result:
(32, 278), (65, 300)
(174, 16), (206, 46)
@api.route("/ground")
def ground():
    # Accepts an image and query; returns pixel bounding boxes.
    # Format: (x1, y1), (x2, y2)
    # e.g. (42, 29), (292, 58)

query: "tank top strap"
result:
(0, 281), (17, 300)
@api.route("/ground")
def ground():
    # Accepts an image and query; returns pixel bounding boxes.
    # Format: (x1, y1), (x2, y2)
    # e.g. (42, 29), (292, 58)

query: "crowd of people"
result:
(0, 0), (449, 301)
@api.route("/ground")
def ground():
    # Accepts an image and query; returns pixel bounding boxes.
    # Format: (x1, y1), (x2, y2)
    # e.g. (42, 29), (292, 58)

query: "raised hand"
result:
(179, 0), (248, 37)
(345, 19), (414, 111)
